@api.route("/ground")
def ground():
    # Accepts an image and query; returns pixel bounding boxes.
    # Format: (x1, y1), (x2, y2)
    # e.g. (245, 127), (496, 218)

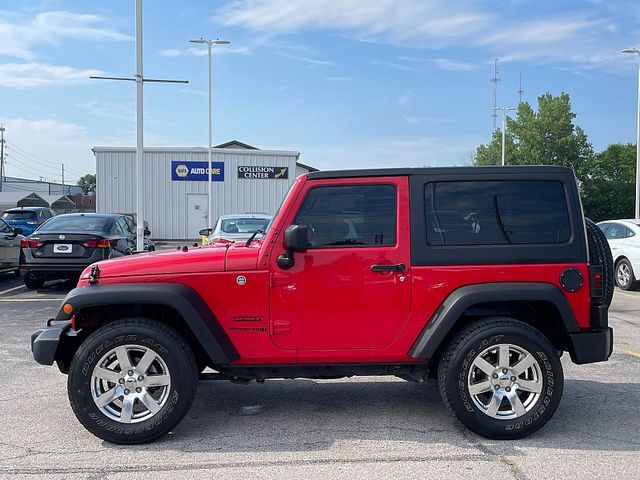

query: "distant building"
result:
(94, 140), (316, 240)
(0, 176), (83, 196)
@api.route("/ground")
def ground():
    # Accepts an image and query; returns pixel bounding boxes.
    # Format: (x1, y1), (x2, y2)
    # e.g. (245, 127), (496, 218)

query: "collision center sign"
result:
(171, 161), (224, 181)
(238, 166), (289, 179)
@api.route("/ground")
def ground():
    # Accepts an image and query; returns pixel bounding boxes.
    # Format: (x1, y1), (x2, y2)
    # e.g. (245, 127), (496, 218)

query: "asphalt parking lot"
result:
(0, 276), (638, 480)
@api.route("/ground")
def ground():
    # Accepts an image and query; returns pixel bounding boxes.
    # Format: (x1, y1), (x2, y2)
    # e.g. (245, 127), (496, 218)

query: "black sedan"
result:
(21, 213), (151, 289)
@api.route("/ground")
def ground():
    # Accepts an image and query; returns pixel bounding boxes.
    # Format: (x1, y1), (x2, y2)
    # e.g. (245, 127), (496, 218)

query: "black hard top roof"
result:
(307, 165), (574, 180)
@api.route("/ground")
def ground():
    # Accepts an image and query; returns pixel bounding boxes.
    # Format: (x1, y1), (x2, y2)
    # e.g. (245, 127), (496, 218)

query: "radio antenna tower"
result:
(490, 58), (500, 130)
(517, 71), (524, 104)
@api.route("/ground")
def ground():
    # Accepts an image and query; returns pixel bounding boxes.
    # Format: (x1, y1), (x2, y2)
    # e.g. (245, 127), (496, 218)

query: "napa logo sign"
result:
(171, 161), (224, 181)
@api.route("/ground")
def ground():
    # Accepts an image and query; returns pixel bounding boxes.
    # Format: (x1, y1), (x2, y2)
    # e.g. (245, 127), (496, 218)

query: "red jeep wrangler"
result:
(31, 166), (613, 444)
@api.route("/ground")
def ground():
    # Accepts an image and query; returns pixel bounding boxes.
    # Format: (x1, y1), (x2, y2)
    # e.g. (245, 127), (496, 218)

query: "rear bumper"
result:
(31, 320), (72, 365)
(567, 327), (613, 364)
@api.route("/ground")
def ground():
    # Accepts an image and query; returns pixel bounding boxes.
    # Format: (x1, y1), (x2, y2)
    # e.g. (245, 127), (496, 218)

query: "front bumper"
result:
(567, 327), (613, 364)
(31, 320), (72, 365)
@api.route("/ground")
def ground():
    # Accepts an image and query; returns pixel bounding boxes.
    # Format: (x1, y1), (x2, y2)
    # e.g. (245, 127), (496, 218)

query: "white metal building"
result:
(94, 141), (315, 240)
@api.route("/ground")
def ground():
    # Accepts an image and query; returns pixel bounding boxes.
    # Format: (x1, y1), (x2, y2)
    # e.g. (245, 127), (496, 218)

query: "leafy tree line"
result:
(475, 92), (636, 222)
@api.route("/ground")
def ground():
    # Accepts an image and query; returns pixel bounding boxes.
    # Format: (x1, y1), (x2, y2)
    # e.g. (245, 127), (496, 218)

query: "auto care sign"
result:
(237, 166), (289, 179)
(171, 161), (224, 181)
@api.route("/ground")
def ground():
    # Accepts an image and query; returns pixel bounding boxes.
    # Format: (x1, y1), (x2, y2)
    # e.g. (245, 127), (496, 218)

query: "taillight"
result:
(590, 265), (604, 299)
(20, 239), (41, 248)
(84, 239), (112, 249)
(25, 220), (43, 225)
(208, 237), (233, 246)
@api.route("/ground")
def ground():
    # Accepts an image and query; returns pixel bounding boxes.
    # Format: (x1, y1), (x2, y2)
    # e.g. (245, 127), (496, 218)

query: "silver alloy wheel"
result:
(91, 345), (171, 423)
(617, 262), (631, 287)
(467, 343), (543, 420)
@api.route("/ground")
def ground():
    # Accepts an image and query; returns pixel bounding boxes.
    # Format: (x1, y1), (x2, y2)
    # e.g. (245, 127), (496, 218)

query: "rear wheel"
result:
(68, 318), (198, 444)
(615, 258), (637, 290)
(438, 317), (563, 440)
(24, 274), (44, 290)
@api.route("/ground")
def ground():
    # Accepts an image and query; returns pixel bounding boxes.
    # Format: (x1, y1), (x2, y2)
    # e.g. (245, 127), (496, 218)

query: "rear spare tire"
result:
(585, 218), (614, 306)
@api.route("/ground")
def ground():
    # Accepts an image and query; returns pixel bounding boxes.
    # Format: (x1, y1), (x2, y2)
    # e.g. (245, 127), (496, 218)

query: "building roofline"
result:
(92, 146), (301, 157)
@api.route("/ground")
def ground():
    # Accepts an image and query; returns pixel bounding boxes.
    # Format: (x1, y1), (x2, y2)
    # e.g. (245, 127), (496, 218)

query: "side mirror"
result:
(12, 227), (23, 236)
(283, 224), (308, 252)
(199, 228), (212, 236)
(278, 224), (308, 270)
(144, 228), (151, 237)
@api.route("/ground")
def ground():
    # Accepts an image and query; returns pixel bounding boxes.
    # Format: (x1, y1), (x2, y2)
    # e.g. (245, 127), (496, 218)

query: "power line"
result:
(5, 140), (88, 177)
(5, 146), (60, 175)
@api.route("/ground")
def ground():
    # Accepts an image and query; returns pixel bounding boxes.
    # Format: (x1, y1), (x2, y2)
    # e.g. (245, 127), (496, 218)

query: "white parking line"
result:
(0, 298), (61, 302)
(0, 285), (26, 296)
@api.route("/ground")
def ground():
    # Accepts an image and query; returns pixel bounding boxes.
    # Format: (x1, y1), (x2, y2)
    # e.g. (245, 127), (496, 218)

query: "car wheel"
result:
(68, 317), (198, 444)
(438, 317), (563, 440)
(24, 275), (44, 290)
(615, 258), (637, 290)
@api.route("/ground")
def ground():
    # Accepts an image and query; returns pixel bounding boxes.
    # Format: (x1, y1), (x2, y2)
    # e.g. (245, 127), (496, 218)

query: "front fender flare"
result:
(55, 283), (239, 365)
(408, 282), (579, 360)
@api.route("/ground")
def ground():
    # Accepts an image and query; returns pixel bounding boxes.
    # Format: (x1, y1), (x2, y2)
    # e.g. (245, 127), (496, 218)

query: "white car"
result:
(200, 213), (272, 247)
(597, 219), (640, 290)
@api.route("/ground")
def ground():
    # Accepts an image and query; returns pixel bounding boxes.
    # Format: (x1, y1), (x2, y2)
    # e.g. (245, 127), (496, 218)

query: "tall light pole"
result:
(189, 38), (230, 231)
(90, 0), (187, 251)
(494, 106), (516, 166)
(623, 48), (640, 218)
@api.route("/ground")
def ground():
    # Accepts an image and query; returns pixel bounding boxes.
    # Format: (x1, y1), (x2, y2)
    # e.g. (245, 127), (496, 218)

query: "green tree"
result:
(581, 144), (636, 222)
(77, 173), (96, 194)
(475, 93), (594, 180)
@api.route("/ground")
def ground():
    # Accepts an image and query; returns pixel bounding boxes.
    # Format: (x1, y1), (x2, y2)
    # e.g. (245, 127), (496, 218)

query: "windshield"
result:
(37, 216), (110, 233)
(265, 182), (296, 233)
(220, 218), (270, 234)
(1, 211), (36, 220)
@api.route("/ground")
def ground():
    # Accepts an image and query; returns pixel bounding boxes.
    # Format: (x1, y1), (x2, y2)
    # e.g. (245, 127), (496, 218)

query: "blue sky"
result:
(1, 0), (639, 183)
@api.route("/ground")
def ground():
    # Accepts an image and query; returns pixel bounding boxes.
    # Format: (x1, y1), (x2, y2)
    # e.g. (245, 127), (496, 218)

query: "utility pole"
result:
(61, 163), (65, 194)
(90, 0), (188, 251)
(490, 58), (500, 130)
(518, 71), (524, 104)
(189, 38), (231, 231)
(494, 106), (516, 165)
(0, 125), (4, 192)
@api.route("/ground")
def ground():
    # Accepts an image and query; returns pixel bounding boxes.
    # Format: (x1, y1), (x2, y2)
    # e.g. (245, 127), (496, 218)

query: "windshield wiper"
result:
(245, 229), (265, 247)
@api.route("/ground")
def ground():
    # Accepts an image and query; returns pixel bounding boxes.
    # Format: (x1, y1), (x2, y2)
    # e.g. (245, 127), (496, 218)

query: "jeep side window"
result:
(425, 180), (570, 246)
(294, 184), (396, 247)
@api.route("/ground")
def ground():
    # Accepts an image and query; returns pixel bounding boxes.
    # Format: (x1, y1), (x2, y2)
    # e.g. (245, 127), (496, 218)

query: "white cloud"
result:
(404, 116), (456, 125)
(160, 46), (251, 57)
(0, 10), (132, 60)
(397, 90), (411, 106)
(272, 51), (332, 65)
(0, 118), (96, 181)
(429, 58), (476, 71)
(301, 135), (482, 169)
(371, 60), (418, 71)
(0, 63), (103, 88)
(218, 0), (624, 67)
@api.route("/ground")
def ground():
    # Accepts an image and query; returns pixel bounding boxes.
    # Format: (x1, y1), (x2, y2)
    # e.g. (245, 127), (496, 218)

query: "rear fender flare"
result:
(55, 283), (239, 364)
(408, 282), (579, 359)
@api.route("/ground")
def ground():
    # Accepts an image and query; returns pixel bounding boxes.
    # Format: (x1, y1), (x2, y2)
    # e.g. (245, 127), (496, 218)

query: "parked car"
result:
(116, 212), (155, 251)
(1, 207), (56, 235)
(0, 218), (24, 277)
(21, 213), (154, 289)
(32, 166), (613, 444)
(597, 219), (640, 290)
(200, 213), (272, 246)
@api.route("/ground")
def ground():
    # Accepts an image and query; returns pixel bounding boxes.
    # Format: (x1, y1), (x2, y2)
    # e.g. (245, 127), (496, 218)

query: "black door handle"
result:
(371, 263), (406, 272)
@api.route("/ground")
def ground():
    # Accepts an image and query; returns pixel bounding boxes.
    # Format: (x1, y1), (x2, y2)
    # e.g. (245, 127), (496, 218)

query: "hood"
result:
(81, 246), (229, 280)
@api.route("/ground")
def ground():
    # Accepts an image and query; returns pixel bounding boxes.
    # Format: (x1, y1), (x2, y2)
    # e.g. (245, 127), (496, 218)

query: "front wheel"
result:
(68, 318), (198, 444)
(438, 317), (563, 440)
(24, 274), (44, 290)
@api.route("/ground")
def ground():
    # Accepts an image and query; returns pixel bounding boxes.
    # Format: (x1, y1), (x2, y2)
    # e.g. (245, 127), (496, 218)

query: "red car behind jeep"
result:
(32, 166), (613, 444)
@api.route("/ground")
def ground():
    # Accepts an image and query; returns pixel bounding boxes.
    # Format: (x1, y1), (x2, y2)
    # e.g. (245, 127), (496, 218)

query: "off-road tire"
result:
(585, 218), (614, 306)
(68, 317), (199, 444)
(24, 275), (44, 290)
(615, 258), (638, 291)
(438, 317), (564, 440)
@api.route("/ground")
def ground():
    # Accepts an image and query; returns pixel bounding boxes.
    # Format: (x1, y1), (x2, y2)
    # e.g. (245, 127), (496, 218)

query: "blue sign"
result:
(171, 161), (224, 181)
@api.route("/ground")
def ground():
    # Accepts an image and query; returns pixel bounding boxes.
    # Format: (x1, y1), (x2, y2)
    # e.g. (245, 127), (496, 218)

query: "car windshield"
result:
(1, 211), (36, 220)
(0, 218), (12, 233)
(36, 216), (110, 233)
(220, 218), (269, 234)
